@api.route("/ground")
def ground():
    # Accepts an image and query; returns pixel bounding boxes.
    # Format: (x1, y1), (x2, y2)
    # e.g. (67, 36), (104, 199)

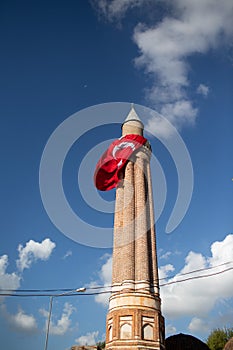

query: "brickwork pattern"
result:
(106, 115), (165, 350)
(111, 147), (159, 292)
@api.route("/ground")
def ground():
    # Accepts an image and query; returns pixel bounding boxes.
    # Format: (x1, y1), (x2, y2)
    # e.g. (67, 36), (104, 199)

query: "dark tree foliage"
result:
(206, 327), (233, 350)
(96, 341), (105, 349)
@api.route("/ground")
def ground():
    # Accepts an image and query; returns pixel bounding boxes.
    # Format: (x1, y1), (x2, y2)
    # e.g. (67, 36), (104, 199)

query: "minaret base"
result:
(106, 343), (164, 350)
(105, 292), (165, 350)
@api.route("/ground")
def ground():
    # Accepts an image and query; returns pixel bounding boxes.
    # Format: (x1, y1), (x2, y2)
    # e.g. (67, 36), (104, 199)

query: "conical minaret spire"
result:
(122, 104), (144, 136)
(124, 104), (143, 124)
(105, 105), (165, 350)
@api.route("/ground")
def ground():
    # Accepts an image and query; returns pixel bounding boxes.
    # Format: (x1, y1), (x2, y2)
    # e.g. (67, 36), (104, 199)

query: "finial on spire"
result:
(121, 103), (144, 135)
(123, 103), (144, 126)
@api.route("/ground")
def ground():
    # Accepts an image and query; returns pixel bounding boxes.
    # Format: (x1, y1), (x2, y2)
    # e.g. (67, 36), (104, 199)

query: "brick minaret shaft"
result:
(105, 106), (165, 350)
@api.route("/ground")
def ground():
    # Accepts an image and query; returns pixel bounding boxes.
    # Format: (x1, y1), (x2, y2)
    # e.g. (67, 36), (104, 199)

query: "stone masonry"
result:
(105, 106), (165, 350)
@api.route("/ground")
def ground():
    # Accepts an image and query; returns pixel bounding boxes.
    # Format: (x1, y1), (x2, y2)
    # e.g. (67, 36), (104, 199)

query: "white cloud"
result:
(209, 234), (233, 265)
(197, 84), (209, 97)
(160, 100), (197, 127)
(75, 331), (99, 346)
(159, 249), (181, 261)
(188, 302), (233, 335)
(133, 0), (233, 133)
(50, 302), (75, 335)
(91, 254), (112, 307)
(93, 235), (233, 321)
(166, 324), (177, 335)
(40, 302), (76, 336)
(215, 303), (233, 326)
(92, 0), (233, 136)
(160, 234), (233, 320)
(99, 254), (112, 284)
(1, 304), (38, 333)
(188, 317), (210, 334)
(0, 255), (21, 293)
(90, 233), (233, 338)
(90, 0), (146, 21)
(159, 264), (175, 279)
(17, 238), (56, 271)
(62, 250), (72, 260)
(160, 251), (172, 260)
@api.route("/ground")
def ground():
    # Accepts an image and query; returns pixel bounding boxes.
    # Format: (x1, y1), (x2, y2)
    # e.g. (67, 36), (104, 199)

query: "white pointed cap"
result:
(123, 103), (144, 126)
(122, 104), (144, 136)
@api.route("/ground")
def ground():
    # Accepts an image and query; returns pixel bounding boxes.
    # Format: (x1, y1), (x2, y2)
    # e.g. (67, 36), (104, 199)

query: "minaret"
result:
(105, 106), (165, 350)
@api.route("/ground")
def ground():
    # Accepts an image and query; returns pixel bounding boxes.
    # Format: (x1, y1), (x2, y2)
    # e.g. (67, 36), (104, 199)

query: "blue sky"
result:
(0, 0), (233, 348)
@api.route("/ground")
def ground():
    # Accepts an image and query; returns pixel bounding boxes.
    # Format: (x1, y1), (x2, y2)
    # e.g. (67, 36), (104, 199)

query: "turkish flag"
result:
(94, 134), (147, 191)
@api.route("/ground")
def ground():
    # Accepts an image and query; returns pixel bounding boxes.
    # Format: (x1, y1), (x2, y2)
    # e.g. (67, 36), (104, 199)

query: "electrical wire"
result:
(160, 265), (233, 287)
(1, 263), (233, 297)
(159, 260), (233, 281)
(1, 259), (232, 293)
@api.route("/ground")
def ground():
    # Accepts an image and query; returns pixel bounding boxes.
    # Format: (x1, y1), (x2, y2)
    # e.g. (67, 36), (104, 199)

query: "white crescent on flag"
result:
(94, 134), (147, 191)
(112, 141), (136, 159)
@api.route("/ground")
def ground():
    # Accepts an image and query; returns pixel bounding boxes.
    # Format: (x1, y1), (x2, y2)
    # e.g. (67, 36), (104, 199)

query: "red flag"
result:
(94, 134), (147, 191)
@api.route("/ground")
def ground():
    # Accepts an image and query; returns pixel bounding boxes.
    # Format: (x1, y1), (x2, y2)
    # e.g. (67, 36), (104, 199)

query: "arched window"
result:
(120, 323), (132, 339)
(142, 323), (153, 340)
(108, 325), (113, 341)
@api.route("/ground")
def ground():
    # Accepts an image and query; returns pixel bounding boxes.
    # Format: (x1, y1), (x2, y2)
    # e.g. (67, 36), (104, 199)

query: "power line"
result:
(1, 259), (232, 293)
(159, 260), (233, 281)
(1, 263), (233, 297)
(0, 261), (232, 294)
(160, 265), (233, 287)
(0, 288), (74, 293)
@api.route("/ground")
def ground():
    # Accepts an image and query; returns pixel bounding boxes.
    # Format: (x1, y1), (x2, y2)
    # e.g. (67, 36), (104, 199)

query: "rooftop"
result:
(165, 333), (210, 350)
